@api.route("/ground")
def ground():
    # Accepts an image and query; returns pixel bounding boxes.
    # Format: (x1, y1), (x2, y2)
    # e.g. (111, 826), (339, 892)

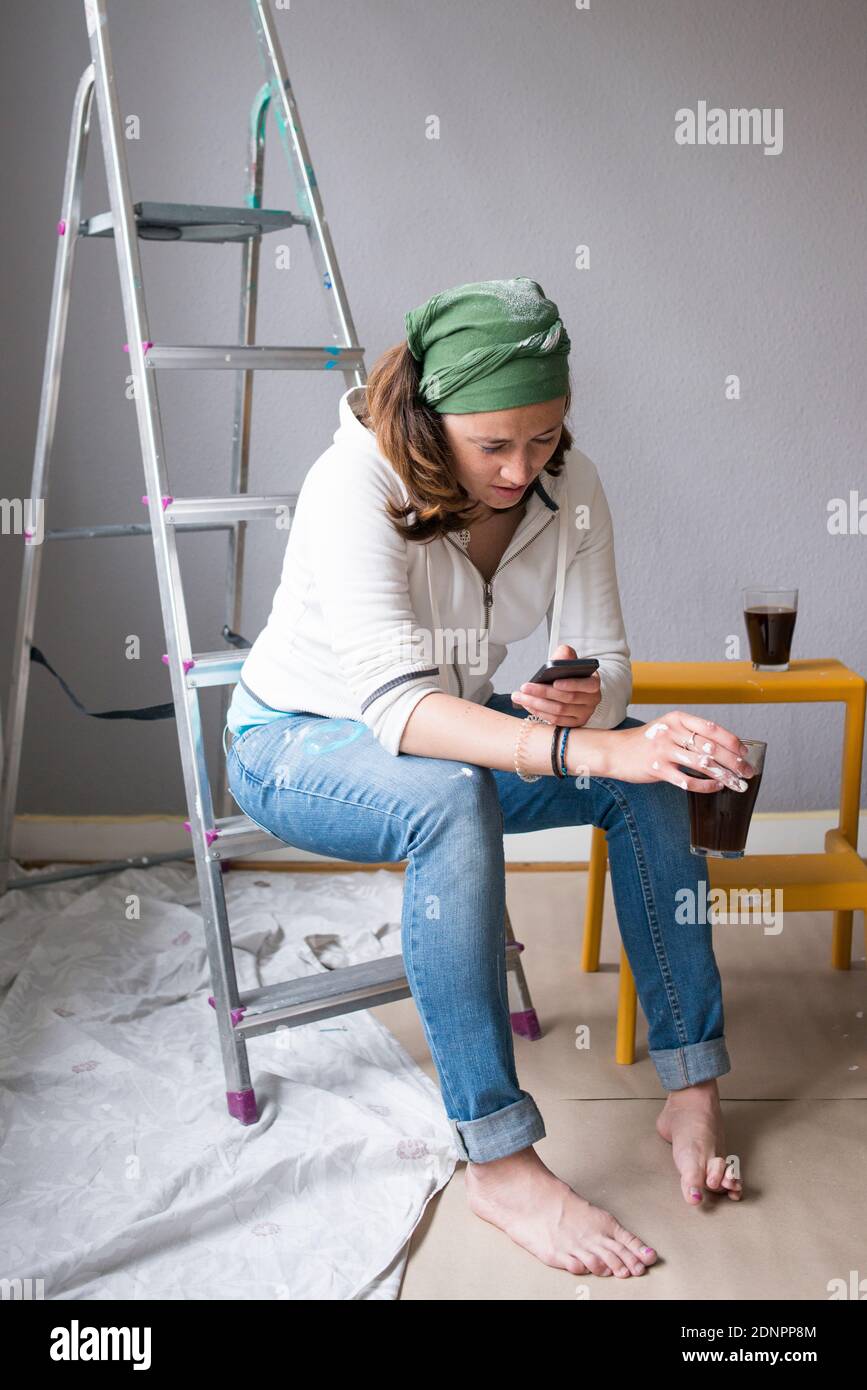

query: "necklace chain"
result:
(455, 495), (525, 549)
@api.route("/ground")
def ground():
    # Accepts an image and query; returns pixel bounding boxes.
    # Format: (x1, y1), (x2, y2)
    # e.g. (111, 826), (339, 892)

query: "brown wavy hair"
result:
(353, 342), (574, 543)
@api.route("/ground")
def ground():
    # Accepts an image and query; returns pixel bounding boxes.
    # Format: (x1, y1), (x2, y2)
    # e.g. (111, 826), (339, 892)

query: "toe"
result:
(617, 1228), (657, 1270)
(599, 1243), (634, 1278)
(577, 1249), (611, 1277)
(603, 1238), (645, 1277)
(680, 1160), (706, 1204)
(706, 1156), (727, 1191)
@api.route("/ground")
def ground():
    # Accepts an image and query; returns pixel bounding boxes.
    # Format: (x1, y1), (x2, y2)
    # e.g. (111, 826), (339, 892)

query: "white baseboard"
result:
(9, 809), (867, 868)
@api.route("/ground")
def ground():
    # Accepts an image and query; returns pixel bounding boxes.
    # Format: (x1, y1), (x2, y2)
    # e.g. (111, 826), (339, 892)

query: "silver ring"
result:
(682, 731), (697, 750)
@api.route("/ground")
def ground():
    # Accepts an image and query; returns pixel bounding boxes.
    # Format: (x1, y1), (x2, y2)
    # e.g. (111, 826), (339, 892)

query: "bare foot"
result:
(464, 1145), (658, 1277)
(656, 1077), (743, 1204)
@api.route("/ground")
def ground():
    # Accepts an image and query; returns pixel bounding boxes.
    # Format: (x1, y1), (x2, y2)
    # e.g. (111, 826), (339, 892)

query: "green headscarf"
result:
(404, 276), (571, 414)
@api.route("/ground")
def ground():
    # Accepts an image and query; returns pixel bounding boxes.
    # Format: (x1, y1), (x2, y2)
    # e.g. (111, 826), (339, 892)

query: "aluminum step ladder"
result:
(0, 0), (542, 1125)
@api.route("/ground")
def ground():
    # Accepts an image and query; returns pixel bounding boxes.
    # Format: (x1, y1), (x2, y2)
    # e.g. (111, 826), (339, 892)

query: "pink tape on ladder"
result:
(183, 820), (219, 847)
(162, 654), (195, 674)
(207, 997), (247, 1028)
(141, 495), (174, 509)
(123, 340), (154, 352)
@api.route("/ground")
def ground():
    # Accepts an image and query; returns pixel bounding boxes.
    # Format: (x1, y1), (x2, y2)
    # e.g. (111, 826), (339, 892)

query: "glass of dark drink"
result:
(682, 740), (767, 858)
(743, 587), (798, 671)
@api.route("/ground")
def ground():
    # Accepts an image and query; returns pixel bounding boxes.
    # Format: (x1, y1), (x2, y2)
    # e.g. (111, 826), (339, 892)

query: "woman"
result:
(223, 277), (755, 1280)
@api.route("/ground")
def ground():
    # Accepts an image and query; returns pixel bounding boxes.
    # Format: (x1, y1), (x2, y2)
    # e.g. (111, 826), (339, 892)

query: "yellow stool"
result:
(581, 659), (867, 1064)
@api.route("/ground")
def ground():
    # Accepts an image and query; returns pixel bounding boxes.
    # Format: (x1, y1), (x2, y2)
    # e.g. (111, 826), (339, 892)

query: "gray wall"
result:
(3, 0), (865, 817)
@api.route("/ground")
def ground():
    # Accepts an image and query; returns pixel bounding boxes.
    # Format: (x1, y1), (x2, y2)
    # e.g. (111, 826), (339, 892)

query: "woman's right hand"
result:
(575, 710), (756, 793)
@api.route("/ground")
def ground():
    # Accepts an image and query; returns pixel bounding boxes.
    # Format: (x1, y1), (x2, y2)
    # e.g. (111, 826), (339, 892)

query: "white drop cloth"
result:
(0, 861), (457, 1300)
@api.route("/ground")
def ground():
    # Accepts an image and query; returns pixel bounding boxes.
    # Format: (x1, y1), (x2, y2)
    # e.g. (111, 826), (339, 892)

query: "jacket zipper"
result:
(446, 510), (557, 635)
(443, 510), (558, 690)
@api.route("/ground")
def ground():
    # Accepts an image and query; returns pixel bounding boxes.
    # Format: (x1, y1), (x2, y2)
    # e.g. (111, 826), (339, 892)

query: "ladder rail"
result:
(83, 0), (253, 1101)
(249, 0), (366, 382)
(216, 85), (270, 822)
(0, 65), (95, 895)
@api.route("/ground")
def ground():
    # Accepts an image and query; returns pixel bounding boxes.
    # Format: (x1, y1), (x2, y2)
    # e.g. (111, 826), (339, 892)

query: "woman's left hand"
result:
(511, 644), (602, 727)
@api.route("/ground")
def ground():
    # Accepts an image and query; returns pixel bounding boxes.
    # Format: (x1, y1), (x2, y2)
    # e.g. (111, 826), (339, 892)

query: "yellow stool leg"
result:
(832, 682), (866, 967)
(832, 911), (854, 971)
(581, 826), (608, 972)
(582, 829), (639, 1063)
(615, 944), (637, 1065)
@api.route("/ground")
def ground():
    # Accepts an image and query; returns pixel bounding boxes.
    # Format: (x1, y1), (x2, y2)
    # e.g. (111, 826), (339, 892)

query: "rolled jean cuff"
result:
(448, 1090), (547, 1164)
(649, 1036), (732, 1091)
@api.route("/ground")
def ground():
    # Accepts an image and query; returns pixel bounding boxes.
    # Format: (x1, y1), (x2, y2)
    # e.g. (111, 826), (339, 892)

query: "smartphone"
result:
(527, 658), (599, 686)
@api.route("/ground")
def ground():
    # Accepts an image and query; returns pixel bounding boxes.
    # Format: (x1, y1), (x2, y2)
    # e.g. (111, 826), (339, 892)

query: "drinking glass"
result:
(743, 588), (798, 671)
(685, 739), (767, 858)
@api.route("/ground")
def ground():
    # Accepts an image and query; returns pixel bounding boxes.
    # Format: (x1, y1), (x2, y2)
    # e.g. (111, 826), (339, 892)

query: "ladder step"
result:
(45, 520), (235, 541)
(183, 650), (247, 688)
(81, 200), (308, 244)
(234, 955), (412, 1037)
(226, 939), (525, 1042)
(199, 814), (284, 861)
(156, 495), (298, 525)
(141, 344), (365, 371)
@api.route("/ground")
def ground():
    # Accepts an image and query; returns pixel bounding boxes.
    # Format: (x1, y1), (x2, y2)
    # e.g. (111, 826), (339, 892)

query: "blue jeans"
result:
(223, 692), (731, 1164)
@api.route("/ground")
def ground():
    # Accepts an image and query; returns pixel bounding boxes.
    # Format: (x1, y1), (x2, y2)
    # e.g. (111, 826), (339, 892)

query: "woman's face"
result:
(441, 395), (567, 514)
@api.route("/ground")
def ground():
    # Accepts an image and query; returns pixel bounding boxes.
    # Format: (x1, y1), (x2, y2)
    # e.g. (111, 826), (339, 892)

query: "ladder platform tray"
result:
(81, 200), (306, 243)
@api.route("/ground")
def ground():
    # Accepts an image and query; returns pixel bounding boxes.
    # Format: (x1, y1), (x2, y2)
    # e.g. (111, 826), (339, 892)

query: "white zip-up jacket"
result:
(236, 385), (632, 756)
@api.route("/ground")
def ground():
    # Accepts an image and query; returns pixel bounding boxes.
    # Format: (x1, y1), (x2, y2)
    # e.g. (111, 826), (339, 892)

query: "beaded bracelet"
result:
(514, 712), (546, 782)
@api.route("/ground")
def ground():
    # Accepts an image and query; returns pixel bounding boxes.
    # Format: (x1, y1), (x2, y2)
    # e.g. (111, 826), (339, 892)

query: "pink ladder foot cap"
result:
(510, 1008), (542, 1041)
(227, 1089), (258, 1124)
